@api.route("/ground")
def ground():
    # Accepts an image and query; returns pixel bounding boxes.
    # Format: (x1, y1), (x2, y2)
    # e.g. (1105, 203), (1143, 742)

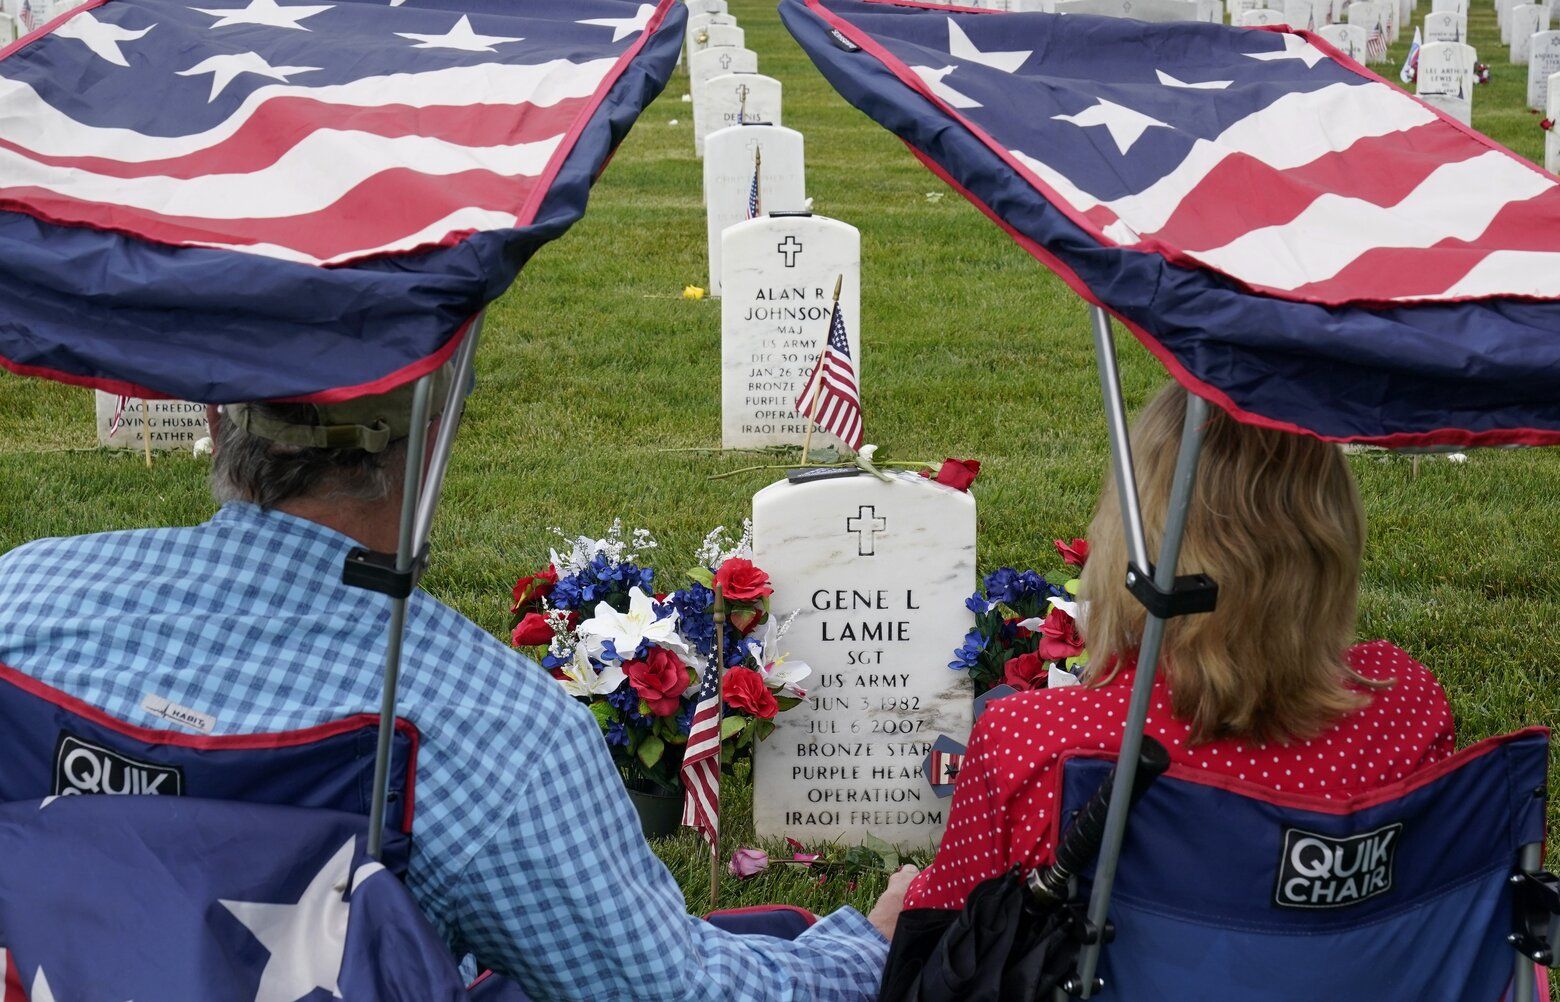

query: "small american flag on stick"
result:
(795, 276), (863, 451)
(746, 146), (762, 221)
(681, 593), (726, 850)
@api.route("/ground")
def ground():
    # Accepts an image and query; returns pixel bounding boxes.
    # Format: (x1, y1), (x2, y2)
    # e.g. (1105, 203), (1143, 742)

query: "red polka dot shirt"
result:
(905, 640), (1456, 911)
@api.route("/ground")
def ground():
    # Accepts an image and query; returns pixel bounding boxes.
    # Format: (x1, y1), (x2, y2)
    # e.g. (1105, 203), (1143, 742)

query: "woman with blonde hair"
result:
(903, 382), (1455, 911)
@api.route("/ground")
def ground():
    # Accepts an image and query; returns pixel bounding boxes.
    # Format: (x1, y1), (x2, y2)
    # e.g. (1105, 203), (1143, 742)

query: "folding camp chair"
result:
(1058, 730), (1554, 1001)
(782, 1), (1560, 997)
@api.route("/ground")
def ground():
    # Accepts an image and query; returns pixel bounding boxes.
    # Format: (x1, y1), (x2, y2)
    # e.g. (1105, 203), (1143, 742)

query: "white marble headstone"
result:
(689, 44), (757, 102)
(1529, 31), (1560, 106)
(1283, 0), (1317, 26)
(704, 124), (807, 296)
(685, 0), (728, 15)
(688, 20), (744, 62)
(1546, 72), (1559, 175)
(1500, 0), (1517, 42)
(1511, 3), (1550, 62)
(685, 10), (736, 50)
(0, 12), (16, 41)
(1417, 40), (1476, 123)
(94, 393), (209, 452)
(752, 471), (976, 851)
(1318, 21), (1369, 56)
(721, 213), (860, 450)
(1230, 0), (1265, 21)
(1239, 7), (1287, 22)
(695, 72), (781, 158)
(1424, 10), (1466, 40)
(1429, 0), (1467, 12)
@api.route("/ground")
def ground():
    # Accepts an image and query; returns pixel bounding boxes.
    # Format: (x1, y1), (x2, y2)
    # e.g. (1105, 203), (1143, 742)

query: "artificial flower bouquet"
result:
(948, 538), (1091, 696)
(508, 522), (810, 795)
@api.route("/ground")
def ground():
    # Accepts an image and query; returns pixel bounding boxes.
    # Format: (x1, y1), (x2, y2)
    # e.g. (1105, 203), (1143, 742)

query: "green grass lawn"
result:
(2, 0), (1558, 951)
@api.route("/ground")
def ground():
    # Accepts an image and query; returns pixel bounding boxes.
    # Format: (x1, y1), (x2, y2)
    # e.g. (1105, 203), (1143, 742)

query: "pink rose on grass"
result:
(730, 848), (769, 878)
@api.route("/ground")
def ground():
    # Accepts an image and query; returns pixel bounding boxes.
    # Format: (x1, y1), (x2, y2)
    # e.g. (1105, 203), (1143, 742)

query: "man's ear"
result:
(206, 405), (222, 452)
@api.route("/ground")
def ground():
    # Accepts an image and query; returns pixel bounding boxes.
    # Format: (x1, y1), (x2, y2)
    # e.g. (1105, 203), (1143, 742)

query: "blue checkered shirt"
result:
(0, 503), (888, 1000)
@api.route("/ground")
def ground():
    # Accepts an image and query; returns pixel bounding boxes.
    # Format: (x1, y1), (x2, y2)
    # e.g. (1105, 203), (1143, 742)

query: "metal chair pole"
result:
(412, 312), (485, 553)
(367, 374), (435, 860)
(1514, 842), (1545, 1002)
(1075, 306), (1211, 996)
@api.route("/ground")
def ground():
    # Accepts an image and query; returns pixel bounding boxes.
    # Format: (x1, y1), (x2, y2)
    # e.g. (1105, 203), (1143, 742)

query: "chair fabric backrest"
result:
(0, 661), (418, 837)
(1059, 729), (1550, 1002)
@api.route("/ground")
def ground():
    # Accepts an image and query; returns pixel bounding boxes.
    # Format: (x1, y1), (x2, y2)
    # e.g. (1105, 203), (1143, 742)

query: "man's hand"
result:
(866, 864), (919, 942)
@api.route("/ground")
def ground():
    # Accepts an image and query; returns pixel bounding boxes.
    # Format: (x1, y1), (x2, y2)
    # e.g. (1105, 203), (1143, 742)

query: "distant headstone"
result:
(684, 10), (735, 60)
(1500, 0), (1517, 42)
(685, 0), (728, 15)
(94, 393), (208, 452)
(720, 213), (860, 450)
(1230, 0), (1265, 20)
(687, 20), (743, 60)
(1511, 3), (1549, 62)
(1239, 7), (1287, 22)
(1284, 0), (1316, 26)
(1319, 21), (1369, 57)
(1530, 31), (1560, 106)
(1417, 40), (1476, 123)
(695, 72), (781, 158)
(1195, 0), (1223, 21)
(752, 471), (976, 851)
(1546, 72), (1559, 174)
(0, 12), (15, 42)
(704, 124), (807, 296)
(1347, 1), (1390, 60)
(689, 44), (757, 102)
(1429, 0), (1466, 12)
(1424, 10), (1466, 40)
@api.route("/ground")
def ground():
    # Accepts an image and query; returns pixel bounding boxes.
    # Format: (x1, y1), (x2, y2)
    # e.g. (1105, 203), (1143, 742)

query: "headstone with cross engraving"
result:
(686, 19), (744, 65)
(694, 72), (781, 158)
(704, 123), (807, 296)
(93, 392), (209, 452)
(1424, 9), (1467, 40)
(1318, 22), (1369, 57)
(720, 212), (860, 450)
(1546, 72), (1559, 174)
(1529, 31), (1560, 106)
(1239, 6), (1287, 22)
(751, 469), (977, 850)
(1417, 40), (1476, 123)
(689, 44), (757, 103)
(1050, 0), (1203, 19)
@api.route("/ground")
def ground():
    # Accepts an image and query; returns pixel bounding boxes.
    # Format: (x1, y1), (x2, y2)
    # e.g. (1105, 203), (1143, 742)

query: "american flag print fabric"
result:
(680, 657), (723, 845)
(0, 0), (671, 266)
(787, 0), (1560, 306)
(0, 0), (682, 403)
(795, 300), (864, 450)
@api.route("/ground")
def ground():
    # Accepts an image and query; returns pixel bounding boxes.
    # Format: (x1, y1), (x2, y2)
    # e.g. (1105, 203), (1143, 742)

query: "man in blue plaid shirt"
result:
(0, 385), (911, 1000)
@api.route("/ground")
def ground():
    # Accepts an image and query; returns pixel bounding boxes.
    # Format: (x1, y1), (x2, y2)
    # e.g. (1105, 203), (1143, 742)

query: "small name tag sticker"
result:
(1274, 823), (1401, 909)
(142, 694), (216, 734)
(787, 466), (863, 485)
(828, 27), (862, 51)
(53, 733), (184, 797)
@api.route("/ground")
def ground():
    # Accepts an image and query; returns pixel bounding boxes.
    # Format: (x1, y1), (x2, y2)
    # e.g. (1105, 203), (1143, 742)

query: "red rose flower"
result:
(713, 558), (773, 603)
(921, 458), (981, 492)
(1004, 651), (1046, 691)
(1053, 537), (1089, 567)
(1036, 608), (1085, 661)
(510, 565), (558, 614)
(510, 612), (554, 648)
(626, 647), (688, 717)
(722, 666), (779, 719)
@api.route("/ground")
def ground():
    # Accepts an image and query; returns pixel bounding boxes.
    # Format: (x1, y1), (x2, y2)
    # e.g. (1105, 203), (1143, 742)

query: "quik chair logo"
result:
(1274, 823), (1401, 909)
(52, 733), (185, 797)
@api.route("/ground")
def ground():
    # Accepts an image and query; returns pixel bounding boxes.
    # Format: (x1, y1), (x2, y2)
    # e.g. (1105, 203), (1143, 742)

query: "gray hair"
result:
(211, 403), (408, 509)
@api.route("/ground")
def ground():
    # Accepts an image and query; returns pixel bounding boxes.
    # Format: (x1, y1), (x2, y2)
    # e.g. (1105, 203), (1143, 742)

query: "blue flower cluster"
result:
(949, 627), (985, 672)
(605, 682), (654, 728)
(605, 721), (629, 747)
(551, 554), (654, 611)
(666, 583), (751, 667)
(981, 567), (1066, 606)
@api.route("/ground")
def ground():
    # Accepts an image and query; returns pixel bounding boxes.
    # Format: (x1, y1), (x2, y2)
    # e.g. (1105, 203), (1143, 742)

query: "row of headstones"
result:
(680, 4), (867, 453)
(0, 0), (86, 44)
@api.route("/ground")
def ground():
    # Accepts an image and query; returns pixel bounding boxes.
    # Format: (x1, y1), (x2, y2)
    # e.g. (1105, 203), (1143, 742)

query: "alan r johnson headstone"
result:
(720, 212), (860, 450)
(752, 470), (976, 850)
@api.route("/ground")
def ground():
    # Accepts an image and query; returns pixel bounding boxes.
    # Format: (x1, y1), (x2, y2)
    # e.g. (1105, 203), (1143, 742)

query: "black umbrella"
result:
(880, 736), (1171, 1002)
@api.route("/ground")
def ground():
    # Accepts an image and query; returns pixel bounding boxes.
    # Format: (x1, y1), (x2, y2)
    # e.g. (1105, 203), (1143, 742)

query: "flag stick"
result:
(798, 275), (843, 466)
(753, 146), (762, 217)
(138, 398), (153, 468)
(710, 586), (726, 911)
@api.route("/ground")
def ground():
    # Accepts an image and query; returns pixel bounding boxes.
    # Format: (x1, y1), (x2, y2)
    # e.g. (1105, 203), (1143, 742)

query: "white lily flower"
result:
(577, 587), (691, 662)
(858, 444), (877, 462)
(558, 648), (626, 698)
(755, 615), (812, 697)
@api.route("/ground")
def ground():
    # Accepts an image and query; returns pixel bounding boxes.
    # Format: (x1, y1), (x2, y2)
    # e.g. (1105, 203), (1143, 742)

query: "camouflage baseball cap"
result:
(226, 364), (455, 455)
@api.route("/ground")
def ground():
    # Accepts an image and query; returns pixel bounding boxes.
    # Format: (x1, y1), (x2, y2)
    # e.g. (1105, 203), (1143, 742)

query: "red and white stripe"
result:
(802, 357), (862, 449)
(0, 52), (619, 265)
(680, 666), (723, 846)
(1008, 74), (1560, 304)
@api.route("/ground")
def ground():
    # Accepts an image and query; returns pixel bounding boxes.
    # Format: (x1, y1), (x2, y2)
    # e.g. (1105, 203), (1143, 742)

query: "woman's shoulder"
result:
(1347, 640), (1443, 689)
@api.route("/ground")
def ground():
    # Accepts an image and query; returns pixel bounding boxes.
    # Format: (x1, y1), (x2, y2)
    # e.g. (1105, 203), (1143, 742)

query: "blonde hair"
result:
(1080, 384), (1383, 745)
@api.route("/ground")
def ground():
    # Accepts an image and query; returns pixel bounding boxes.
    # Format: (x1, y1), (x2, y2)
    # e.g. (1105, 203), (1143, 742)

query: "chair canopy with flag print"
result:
(0, 0), (684, 403)
(780, 0), (1560, 447)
